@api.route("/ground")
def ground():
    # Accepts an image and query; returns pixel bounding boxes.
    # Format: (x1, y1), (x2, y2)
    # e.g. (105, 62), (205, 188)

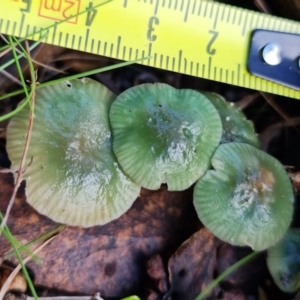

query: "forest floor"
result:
(0, 0), (300, 299)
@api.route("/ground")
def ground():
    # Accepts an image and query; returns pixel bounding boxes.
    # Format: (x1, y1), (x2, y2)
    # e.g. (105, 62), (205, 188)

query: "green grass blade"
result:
(0, 39), (42, 72)
(194, 251), (260, 300)
(0, 98), (32, 122)
(12, 36), (37, 109)
(6, 232), (38, 299)
(0, 35), (40, 122)
(0, 213), (38, 299)
(8, 36), (30, 100)
(0, 56), (149, 103)
(6, 35), (34, 121)
(1, 226), (40, 262)
(4, 225), (65, 260)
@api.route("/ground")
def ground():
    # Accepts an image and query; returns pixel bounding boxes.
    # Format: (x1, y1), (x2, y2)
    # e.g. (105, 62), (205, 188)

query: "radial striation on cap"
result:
(201, 92), (260, 147)
(193, 142), (294, 251)
(109, 83), (222, 191)
(6, 78), (140, 227)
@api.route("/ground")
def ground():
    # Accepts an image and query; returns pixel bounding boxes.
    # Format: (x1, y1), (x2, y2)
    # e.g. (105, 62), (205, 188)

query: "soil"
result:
(0, 0), (300, 299)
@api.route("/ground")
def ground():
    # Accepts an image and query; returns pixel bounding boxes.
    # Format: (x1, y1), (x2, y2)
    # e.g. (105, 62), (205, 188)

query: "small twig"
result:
(0, 169), (16, 174)
(0, 235), (57, 299)
(25, 294), (104, 300)
(0, 70), (23, 86)
(259, 117), (300, 150)
(260, 92), (300, 136)
(254, 0), (272, 14)
(234, 92), (260, 110)
(0, 157), (32, 175)
(0, 41), (36, 232)
(4, 224), (65, 261)
(0, 35), (66, 75)
(0, 46), (13, 58)
(0, 35), (14, 58)
(289, 171), (300, 195)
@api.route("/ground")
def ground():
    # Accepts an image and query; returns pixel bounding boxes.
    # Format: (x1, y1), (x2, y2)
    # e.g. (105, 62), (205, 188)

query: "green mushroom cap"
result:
(6, 78), (140, 227)
(109, 83), (222, 191)
(267, 228), (300, 293)
(201, 92), (260, 147)
(193, 142), (294, 251)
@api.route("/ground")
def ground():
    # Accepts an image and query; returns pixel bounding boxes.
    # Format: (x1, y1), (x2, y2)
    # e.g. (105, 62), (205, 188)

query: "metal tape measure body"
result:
(1, 0), (300, 99)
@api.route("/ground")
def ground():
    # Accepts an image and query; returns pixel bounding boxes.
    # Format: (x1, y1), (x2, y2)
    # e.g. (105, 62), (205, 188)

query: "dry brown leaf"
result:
(293, 290), (300, 300)
(3, 293), (25, 300)
(0, 173), (200, 298)
(217, 244), (263, 289)
(217, 289), (246, 300)
(259, 117), (300, 151)
(146, 289), (160, 300)
(164, 228), (221, 300)
(146, 254), (168, 296)
(0, 233), (60, 299)
(51, 52), (109, 72)
(0, 265), (27, 293)
(3, 294), (104, 300)
(289, 171), (300, 195)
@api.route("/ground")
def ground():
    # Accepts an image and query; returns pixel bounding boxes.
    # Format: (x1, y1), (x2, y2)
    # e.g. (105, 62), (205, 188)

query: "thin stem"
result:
(0, 40), (37, 232)
(0, 38), (41, 73)
(261, 92), (300, 136)
(7, 36), (32, 110)
(0, 57), (149, 103)
(26, 296), (102, 300)
(0, 231), (58, 300)
(4, 224), (65, 260)
(194, 251), (260, 300)
(24, 295), (141, 300)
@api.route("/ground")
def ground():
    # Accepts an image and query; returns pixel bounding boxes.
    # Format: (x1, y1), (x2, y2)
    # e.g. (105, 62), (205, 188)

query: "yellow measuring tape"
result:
(1, 0), (300, 99)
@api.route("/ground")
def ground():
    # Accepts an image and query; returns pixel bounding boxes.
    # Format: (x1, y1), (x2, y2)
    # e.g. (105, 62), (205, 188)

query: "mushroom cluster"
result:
(6, 79), (294, 251)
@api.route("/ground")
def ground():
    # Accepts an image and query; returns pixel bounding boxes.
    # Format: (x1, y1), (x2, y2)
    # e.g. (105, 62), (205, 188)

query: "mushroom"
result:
(201, 92), (260, 147)
(109, 83), (222, 191)
(6, 78), (140, 227)
(193, 142), (294, 251)
(267, 228), (300, 292)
